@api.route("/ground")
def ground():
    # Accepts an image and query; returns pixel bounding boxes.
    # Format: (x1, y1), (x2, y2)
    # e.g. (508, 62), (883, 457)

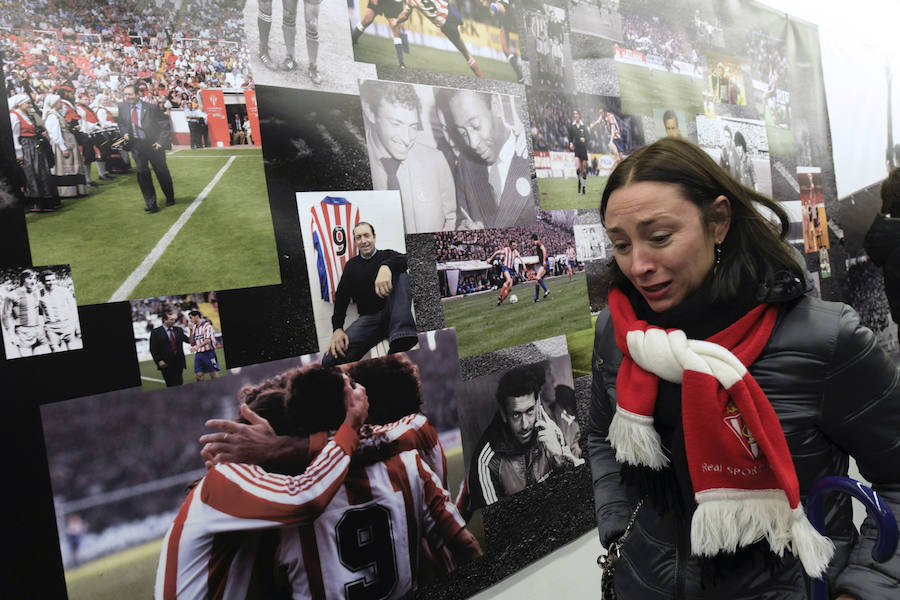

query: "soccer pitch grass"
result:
(354, 35), (520, 83)
(442, 272), (592, 358)
(616, 62), (706, 118)
(26, 148), (280, 305)
(565, 315), (597, 379)
(138, 348), (228, 391)
(538, 176), (607, 210)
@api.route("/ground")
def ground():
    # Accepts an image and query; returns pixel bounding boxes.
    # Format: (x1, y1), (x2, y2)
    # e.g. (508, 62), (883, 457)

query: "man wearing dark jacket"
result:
(466, 364), (578, 510)
(322, 222), (417, 366)
(863, 167), (900, 343)
(149, 311), (188, 386)
(117, 83), (175, 213)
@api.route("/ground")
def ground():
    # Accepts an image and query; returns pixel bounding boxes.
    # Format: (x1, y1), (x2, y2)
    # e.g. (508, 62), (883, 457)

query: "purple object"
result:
(806, 476), (898, 600)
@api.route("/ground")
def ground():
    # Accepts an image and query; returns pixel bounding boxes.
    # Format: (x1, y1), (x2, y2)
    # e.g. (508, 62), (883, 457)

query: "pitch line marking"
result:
(141, 375), (165, 383)
(108, 156), (236, 302)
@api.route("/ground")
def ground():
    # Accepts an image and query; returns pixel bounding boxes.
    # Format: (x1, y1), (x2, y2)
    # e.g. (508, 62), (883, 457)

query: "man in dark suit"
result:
(149, 311), (188, 387)
(117, 83), (175, 213)
(435, 88), (535, 229)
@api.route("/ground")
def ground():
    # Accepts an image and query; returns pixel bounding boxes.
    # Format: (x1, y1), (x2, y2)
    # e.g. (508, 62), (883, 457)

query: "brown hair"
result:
(881, 167), (900, 216)
(599, 137), (802, 303)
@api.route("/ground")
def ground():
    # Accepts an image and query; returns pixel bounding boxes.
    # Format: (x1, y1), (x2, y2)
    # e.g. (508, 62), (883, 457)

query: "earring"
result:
(714, 243), (722, 273)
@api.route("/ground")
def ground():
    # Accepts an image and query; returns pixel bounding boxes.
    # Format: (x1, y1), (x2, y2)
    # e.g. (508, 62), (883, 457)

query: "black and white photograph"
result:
(361, 79), (536, 233)
(697, 114), (773, 196)
(568, 0), (622, 41)
(1, 265), (82, 358)
(435, 211), (591, 358)
(573, 222), (608, 261)
(522, 3), (574, 91)
(651, 106), (696, 142)
(348, 0), (524, 82)
(456, 354), (581, 511)
(129, 292), (224, 391)
(243, 0), (377, 92)
(297, 190), (413, 364)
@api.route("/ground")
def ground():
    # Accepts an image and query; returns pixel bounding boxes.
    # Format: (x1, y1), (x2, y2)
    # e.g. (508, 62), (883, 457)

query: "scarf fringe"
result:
(608, 407), (668, 469)
(690, 493), (834, 578)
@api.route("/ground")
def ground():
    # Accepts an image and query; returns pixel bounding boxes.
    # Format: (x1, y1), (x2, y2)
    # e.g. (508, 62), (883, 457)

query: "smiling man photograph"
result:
(361, 80), (457, 233)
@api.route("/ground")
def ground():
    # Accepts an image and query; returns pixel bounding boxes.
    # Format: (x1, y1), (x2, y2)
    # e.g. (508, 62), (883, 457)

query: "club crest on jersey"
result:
(723, 400), (759, 460)
(210, 95), (218, 106)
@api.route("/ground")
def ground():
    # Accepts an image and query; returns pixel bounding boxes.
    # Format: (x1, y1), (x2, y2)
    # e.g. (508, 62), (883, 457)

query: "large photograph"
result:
(361, 79), (537, 232)
(3, 0), (281, 305)
(41, 328), (486, 598)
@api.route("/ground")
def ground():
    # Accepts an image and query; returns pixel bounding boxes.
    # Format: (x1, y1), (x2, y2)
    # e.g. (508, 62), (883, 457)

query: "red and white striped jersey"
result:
(499, 246), (522, 269)
(153, 425), (359, 600)
(362, 413), (447, 487)
(191, 320), (216, 353)
(310, 196), (360, 304)
(605, 113), (621, 140)
(405, 0), (449, 28)
(39, 287), (76, 324)
(275, 449), (466, 599)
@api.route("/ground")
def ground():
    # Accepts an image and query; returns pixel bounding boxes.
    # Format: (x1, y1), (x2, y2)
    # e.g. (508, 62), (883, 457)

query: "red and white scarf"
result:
(606, 287), (833, 577)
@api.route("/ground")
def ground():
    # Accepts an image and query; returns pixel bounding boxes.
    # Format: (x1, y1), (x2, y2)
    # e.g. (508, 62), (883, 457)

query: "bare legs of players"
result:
(497, 273), (513, 305)
(533, 266), (549, 302)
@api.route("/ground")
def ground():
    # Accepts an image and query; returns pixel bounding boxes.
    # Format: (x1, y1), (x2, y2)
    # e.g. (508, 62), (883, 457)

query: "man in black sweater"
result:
(322, 222), (418, 366)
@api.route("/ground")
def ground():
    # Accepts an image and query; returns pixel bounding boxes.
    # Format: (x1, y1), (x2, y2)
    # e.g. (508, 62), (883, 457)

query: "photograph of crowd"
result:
(3, 0), (281, 305)
(1, 264), (82, 359)
(361, 79), (536, 232)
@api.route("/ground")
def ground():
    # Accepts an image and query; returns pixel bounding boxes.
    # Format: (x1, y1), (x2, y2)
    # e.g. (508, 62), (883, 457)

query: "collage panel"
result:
(243, 0), (377, 92)
(569, 0), (622, 41)
(40, 327), (478, 598)
(361, 79), (536, 233)
(129, 291), (224, 391)
(1, 264), (83, 359)
(296, 189), (412, 361)
(575, 208), (611, 314)
(521, 2), (574, 91)
(456, 353), (581, 510)
(4, 0), (282, 305)
(529, 88), (642, 210)
(435, 210), (591, 358)
(350, 0), (524, 83)
(696, 114), (773, 196)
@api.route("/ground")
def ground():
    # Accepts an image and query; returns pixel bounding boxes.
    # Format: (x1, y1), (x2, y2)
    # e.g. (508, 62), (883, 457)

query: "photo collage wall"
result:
(0, 0), (872, 597)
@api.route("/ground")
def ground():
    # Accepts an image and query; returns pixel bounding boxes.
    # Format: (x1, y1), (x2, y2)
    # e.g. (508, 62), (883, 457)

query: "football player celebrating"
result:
(486, 239), (524, 305)
(531, 234), (550, 302)
(395, 0), (484, 78)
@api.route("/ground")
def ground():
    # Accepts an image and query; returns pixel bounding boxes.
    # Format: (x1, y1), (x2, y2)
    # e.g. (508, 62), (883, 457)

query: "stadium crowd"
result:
(434, 212), (575, 263)
(621, 14), (692, 64)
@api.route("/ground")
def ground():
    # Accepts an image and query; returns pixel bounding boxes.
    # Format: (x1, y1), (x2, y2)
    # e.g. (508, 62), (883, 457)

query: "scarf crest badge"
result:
(606, 287), (834, 578)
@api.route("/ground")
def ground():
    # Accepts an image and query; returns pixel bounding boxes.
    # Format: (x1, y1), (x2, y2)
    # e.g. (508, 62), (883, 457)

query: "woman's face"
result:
(605, 181), (729, 312)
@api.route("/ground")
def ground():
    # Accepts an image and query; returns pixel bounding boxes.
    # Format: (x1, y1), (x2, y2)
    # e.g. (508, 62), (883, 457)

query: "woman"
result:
(588, 137), (899, 599)
(42, 93), (87, 198)
(9, 93), (58, 212)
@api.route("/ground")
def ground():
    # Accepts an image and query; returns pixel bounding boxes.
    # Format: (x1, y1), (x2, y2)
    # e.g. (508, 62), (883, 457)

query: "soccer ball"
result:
(509, 294), (518, 304)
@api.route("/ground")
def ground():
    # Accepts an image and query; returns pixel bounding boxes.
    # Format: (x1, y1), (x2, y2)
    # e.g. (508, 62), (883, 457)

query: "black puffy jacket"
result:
(588, 293), (900, 599)
(863, 214), (900, 328)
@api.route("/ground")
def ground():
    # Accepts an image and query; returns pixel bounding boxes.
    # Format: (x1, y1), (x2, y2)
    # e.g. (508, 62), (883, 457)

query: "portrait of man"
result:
(662, 109), (681, 138)
(361, 80), (457, 233)
(435, 87), (535, 230)
(39, 270), (82, 352)
(322, 221), (418, 366)
(149, 310), (188, 387)
(1, 269), (49, 357)
(462, 361), (581, 510)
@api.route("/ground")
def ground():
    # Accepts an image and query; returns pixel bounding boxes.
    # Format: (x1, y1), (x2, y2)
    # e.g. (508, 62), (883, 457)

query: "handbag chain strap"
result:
(597, 498), (644, 567)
